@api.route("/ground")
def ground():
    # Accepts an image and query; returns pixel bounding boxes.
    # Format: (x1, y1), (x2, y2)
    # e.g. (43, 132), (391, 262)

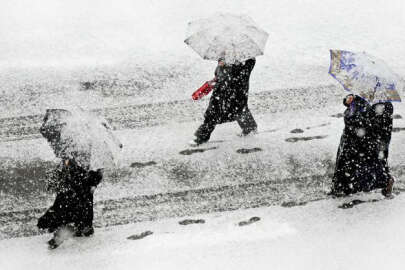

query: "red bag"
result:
(192, 81), (214, 100)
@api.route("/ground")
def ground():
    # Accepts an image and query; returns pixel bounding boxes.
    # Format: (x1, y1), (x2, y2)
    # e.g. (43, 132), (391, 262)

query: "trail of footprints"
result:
(126, 216), (261, 241)
(126, 191), (400, 241)
(126, 204), (311, 241)
(125, 114), (404, 241)
(131, 112), (404, 161)
(130, 120), (340, 163)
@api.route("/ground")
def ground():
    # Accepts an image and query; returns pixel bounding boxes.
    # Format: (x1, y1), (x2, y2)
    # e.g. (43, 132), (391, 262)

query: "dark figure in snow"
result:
(191, 58), (258, 145)
(330, 94), (392, 196)
(371, 102), (395, 196)
(37, 158), (103, 249)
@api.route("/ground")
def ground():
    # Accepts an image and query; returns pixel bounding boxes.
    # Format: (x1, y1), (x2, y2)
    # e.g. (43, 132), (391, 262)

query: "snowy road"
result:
(0, 85), (339, 142)
(0, 174), (328, 239)
(1, 87), (405, 240)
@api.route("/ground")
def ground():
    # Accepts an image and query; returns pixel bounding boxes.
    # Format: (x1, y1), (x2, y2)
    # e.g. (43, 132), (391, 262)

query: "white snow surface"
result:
(1, 1), (405, 269)
(1, 102), (405, 270)
(1, 192), (404, 270)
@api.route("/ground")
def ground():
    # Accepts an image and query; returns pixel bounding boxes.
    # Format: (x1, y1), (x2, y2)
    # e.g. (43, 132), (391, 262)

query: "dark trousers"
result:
(37, 188), (94, 233)
(380, 149), (392, 180)
(195, 107), (257, 143)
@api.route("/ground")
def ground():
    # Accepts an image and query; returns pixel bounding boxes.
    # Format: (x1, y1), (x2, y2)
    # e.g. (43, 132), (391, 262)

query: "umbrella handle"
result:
(208, 77), (216, 85)
(371, 77), (381, 102)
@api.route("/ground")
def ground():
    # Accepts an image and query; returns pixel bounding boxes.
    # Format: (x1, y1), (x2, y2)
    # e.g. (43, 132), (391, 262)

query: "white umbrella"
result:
(329, 49), (402, 104)
(184, 13), (269, 64)
(41, 108), (122, 170)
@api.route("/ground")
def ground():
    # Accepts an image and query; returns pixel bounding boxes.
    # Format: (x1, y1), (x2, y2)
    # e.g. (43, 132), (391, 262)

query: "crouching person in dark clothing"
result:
(191, 58), (258, 145)
(37, 158), (103, 249)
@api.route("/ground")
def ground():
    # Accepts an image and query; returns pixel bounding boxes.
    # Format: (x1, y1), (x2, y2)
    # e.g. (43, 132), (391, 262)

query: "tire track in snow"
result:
(0, 85), (340, 142)
(0, 174), (328, 239)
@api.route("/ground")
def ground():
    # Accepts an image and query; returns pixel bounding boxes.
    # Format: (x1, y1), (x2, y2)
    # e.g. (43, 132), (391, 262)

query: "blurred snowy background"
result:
(0, 0), (404, 116)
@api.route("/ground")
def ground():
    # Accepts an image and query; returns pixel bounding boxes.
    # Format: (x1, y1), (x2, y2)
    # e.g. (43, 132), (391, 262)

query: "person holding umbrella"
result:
(191, 57), (258, 145)
(37, 109), (122, 249)
(330, 94), (388, 195)
(184, 13), (269, 145)
(329, 50), (401, 196)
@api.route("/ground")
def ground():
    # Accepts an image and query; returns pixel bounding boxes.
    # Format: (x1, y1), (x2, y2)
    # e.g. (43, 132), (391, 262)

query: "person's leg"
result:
(330, 137), (355, 196)
(38, 192), (71, 233)
(381, 149), (395, 197)
(331, 168), (353, 196)
(382, 177), (395, 197)
(74, 189), (95, 237)
(48, 224), (75, 249)
(236, 107), (257, 135)
(193, 118), (217, 144)
(37, 207), (59, 233)
(43, 192), (77, 249)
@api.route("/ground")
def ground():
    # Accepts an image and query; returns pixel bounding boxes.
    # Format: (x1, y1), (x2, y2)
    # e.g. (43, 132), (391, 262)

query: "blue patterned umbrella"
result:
(329, 50), (401, 104)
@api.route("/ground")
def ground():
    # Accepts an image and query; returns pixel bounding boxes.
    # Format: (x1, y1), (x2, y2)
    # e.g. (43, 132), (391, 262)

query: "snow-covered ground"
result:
(1, 192), (404, 270)
(1, 101), (405, 245)
(1, 0), (405, 269)
(1, 102), (404, 213)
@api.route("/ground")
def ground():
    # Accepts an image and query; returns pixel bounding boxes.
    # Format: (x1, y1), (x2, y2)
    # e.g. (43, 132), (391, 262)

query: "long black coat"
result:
(332, 96), (389, 195)
(371, 102), (393, 180)
(371, 102), (393, 158)
(204, 58), (255, 124)
(37, 159), (103, 232)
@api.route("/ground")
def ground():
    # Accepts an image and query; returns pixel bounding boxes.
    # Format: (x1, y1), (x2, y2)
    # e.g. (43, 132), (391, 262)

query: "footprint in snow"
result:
(179, 147), (218, 155)
(330, 113), (344, 118)
(238, 216), (261, 226)
(281, 201), (307, 208)
(260, 129), (278, 134)
(179, 219), (206, 225)
(285, 135), (328, 143)
(127, 231), (153, 240)
(290, 128), (304, 134)
(305, 122), (331, 130)
(236, 147), (262, 154)
(338, 199), (378, 209)
(130, 161), (157, 168)
(209, 140), (226, 143)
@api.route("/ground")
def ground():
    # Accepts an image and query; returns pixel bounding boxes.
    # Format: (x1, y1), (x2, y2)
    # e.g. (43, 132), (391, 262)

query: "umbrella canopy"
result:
(184, 13), (269, 64)
(329, 49), (402, 104)
(40, 109), (72, 157)
(40, 108), (122, 170)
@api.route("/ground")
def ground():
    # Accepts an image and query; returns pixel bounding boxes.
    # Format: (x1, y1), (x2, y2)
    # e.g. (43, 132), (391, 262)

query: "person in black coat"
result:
(191, 58), (257, 145)
(371, 102), (395, 196)
(37, 158), (103, 248)
(331, 95), (391, 196)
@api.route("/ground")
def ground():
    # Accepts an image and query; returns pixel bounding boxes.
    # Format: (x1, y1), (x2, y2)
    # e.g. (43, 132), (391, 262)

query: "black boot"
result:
(382, 177), (395, 198)
(75, 226), (94, 237)
(47, 225), (75, 249)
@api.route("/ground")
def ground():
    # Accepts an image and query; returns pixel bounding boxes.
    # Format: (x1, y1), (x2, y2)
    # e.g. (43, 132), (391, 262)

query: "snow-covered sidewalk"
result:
(1, 191), (404, 270)
(1, 102), (405, 239)
(2, 103), (405, 208)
